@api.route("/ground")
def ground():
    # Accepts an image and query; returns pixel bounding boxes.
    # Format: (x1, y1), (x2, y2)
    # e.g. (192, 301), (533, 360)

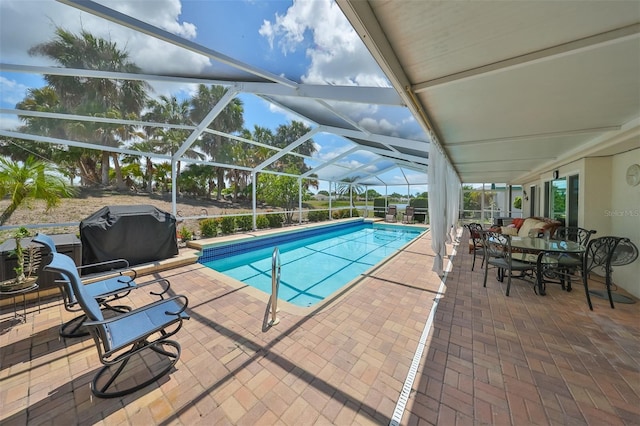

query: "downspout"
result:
(171, 157), (178, 217)
(329, 181), (332, 220)
(298, 177), (303, 224)
(252, 171), (257, 230)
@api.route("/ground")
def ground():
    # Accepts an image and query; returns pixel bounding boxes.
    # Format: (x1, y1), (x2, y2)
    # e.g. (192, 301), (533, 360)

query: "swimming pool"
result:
(199, 220), (426, 307)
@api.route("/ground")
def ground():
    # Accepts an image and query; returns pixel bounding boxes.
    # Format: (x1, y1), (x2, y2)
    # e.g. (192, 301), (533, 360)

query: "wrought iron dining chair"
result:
(44, 252), (189, 398)
(482, 231), (537, 296)
(542, 227), (596, 291)
(583, 236), (638, 310)
(465, 223), (485, 271)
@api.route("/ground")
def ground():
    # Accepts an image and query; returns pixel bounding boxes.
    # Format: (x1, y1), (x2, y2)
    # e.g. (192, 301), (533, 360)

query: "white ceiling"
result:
(336, 0), (640, 183)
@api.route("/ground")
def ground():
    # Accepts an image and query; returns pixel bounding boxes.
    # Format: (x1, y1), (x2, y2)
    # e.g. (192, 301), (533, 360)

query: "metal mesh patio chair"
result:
(385, 205), (398, 222)
(44, 252), (189, 398)
(34, 233), (171, 338)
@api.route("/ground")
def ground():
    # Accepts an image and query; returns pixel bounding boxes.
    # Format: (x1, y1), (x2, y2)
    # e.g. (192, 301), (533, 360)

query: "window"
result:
(544, 173), (579, 225)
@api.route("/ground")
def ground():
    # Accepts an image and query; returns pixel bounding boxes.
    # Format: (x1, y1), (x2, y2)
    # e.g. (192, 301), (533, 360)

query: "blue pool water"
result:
(200, 221), (426, 307)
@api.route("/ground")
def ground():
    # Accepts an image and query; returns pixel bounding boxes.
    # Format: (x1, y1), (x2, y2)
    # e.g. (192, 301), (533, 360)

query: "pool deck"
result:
(1, 224), (639, 425)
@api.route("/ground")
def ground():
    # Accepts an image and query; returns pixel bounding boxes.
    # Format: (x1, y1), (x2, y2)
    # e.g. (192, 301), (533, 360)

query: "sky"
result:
(0, 0), (428, 195)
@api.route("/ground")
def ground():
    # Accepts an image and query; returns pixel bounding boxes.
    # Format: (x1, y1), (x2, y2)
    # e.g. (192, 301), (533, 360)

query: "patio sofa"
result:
(491, 217), (562, 238)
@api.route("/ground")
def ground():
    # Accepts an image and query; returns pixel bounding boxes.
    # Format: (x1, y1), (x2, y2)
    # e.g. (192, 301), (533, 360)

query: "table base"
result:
(588, 290), (636, 304)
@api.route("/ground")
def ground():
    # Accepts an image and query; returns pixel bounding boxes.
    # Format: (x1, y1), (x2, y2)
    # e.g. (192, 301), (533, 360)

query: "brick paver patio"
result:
(1, 227), (639, 425)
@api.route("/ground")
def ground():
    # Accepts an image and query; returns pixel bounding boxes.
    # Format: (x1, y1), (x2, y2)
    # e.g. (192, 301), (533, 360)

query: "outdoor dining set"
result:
(465, 221), (639, 310)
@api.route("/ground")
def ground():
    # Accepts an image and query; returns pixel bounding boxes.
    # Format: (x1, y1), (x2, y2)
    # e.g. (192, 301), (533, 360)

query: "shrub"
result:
(220, 216), (236, 234)
(267, 213), (283, 228)
(308, 210), (330, 222)
(373, 198), (387, 217)
(199, 218), (219, 238)
(256, 215), (269, 229)
(410, 197), (428, 223)
(179, 225), (193, 242)
(237, 215), (253, 231)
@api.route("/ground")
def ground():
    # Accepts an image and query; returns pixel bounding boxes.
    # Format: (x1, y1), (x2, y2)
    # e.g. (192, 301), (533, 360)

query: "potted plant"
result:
(0, 227), (39, 292)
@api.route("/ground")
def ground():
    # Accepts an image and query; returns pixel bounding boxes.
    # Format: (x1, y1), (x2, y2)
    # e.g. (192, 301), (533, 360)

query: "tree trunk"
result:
(0, 203), (19, 226)
(112, 153), (127, 190)
(216, 168), (225, 200)
(101, 151), (110, 186)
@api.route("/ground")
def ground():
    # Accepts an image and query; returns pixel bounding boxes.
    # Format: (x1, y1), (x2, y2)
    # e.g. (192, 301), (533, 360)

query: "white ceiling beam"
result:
(331, 158), (386, 181)
(336, 0), (452, 172)
(0, 130), (172, 160)
(413, 23), (640, 92)
(1, 108), (196, 130)
(352, 164), (399, 185)
(174, 88), (238, 159)
(321, 125), (429, 152)
(0, 63), (403, 106)
(301, 146), (360, 178)
(359, 145), (428, 166)
(254, 127), (321, 172)
(0, 63), (234, 87)
(58, 0), (298, 88)
(446, 125), (621, 147)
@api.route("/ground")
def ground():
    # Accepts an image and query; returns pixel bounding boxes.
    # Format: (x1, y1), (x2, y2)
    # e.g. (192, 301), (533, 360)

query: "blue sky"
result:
(0, 0), (428, 195)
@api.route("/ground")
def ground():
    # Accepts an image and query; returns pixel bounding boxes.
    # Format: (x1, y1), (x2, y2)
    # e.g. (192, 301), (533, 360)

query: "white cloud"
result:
(0, 76), (30, 106)
(0, 0), (209, 76)
(0, 114), (23, 131)
(258, 0), (388, 87)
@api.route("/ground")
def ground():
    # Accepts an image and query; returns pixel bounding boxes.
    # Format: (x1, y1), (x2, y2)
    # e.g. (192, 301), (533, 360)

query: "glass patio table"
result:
(509, 236), (585, 295)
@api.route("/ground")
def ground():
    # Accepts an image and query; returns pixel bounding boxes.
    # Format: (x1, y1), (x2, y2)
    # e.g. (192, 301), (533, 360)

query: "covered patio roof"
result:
(337, 0), (640, 184)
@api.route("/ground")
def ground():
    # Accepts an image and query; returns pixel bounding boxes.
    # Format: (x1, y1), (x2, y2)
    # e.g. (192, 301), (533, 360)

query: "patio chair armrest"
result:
(83, 295), (189, 327)
(77, 259), (136, 281)
(137, 278), (172, 297)
(164, 295), (189, 316)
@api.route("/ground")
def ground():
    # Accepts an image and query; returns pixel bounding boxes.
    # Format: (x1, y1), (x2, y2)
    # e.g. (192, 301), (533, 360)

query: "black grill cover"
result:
(80, 205), (178, 268)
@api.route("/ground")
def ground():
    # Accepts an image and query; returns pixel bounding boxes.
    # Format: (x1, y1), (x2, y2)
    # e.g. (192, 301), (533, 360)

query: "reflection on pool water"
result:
(200, 221), (426, 307)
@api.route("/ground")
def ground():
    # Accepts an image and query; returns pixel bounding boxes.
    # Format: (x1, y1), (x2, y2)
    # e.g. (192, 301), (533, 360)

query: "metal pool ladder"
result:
(270, 247), (281, 325)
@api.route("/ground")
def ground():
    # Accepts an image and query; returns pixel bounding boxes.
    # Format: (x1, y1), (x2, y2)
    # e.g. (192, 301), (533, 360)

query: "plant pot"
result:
(0, 276), (37, 292)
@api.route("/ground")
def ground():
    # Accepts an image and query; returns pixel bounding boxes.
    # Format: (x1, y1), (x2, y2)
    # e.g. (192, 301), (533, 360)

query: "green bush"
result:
(410, 197), (428, 223)
(308, 210), (330, 222)
(332, 208), (353, 219)
(179, 225), (193, 242)
(237, 215), (253, 231)
(199, 218), (219, 238)
(266, 213), (283, 228)
(220, 216), (236, 234)
(373, 198), (387, 217)
(256, 215), (269, 229)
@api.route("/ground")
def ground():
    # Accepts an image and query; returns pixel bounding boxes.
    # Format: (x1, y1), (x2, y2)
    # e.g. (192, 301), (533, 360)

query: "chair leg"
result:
(60, 314), (90, 338)
(483, 264), (488, 288)
(92, 339), (181, 398)
(583, 272), (594, 311)
(606, 269), (615, 309)
(505, 271), (512, 296)
(471, 250), (477, 271)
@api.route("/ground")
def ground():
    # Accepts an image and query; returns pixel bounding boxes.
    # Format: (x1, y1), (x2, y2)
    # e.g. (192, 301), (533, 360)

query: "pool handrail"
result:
(270, 247), (281, 325)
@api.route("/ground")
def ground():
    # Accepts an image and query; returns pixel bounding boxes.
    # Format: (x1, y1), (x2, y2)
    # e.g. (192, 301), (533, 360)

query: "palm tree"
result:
(0, 156), (77, 225)
(189, 85), (244, 199)
(337, 176), (364, 205)
(143, 96), (203, 179)
(28, 27), (150, 188)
